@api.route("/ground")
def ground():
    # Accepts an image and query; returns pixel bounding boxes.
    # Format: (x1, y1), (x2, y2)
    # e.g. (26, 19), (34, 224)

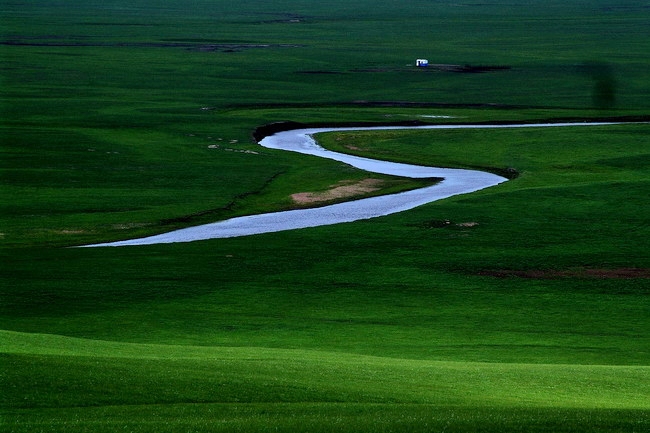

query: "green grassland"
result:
(2, 1), (650, 432)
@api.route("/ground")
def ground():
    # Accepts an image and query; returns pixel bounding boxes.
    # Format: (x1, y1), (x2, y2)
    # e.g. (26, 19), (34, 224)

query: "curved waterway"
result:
(84, 122), (618, 247)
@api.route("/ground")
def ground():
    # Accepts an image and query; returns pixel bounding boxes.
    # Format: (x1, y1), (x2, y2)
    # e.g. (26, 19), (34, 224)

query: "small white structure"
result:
(416, 59), (429, 67)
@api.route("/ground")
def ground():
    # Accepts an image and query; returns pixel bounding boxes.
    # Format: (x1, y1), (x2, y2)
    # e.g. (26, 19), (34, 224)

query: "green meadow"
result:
(1, 1), (649, 432)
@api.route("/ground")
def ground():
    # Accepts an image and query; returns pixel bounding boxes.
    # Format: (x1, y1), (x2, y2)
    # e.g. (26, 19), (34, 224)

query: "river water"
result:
(83, 122), (616, 247)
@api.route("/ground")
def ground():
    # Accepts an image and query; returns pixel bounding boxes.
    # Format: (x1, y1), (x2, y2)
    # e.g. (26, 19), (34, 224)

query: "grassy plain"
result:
(2, 1), (650, 432)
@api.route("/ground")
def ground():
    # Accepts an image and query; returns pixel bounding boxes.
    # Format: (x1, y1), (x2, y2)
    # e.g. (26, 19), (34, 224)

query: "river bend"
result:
(84, 122), (617, 247)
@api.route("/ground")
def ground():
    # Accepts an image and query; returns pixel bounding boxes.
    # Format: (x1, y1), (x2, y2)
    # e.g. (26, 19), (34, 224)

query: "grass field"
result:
(1, 1), (649, 432)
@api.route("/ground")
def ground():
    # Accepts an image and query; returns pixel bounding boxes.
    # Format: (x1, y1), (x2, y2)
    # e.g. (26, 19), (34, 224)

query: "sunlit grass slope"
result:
(2, 331), (649, 432)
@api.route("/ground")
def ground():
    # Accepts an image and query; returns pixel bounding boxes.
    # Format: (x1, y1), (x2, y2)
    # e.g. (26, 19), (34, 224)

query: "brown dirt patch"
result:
(478, 268), (650, 280)
(111, 223), (151, 230)
(291, 178), (384, 205)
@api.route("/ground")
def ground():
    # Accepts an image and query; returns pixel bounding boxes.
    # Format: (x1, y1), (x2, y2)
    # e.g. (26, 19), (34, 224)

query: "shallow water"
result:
(83, 122), (617, 247)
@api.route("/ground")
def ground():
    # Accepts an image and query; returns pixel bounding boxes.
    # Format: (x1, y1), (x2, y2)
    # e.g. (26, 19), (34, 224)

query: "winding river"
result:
(83, 122), (618, 247)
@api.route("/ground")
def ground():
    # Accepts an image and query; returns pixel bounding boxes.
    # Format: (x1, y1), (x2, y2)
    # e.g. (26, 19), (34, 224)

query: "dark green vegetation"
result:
(1, 1), (649, 432)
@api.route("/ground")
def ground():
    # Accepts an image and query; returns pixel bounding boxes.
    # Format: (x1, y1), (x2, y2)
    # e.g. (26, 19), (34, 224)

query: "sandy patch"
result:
(111, 223), (151, 230)
(58, 229), (87, 235)
(291, 178), (384, 205)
